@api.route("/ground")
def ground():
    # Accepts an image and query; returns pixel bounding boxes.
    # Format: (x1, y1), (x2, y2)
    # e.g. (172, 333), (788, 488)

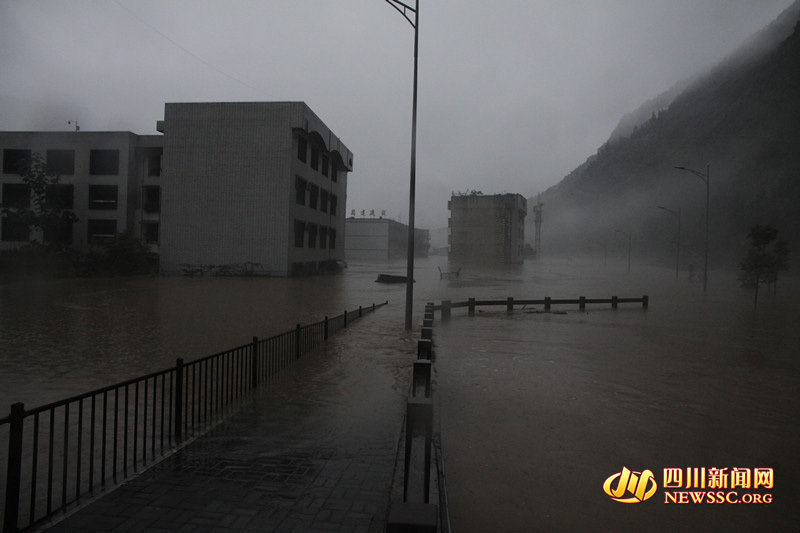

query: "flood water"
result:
(1, 255), (798, 531)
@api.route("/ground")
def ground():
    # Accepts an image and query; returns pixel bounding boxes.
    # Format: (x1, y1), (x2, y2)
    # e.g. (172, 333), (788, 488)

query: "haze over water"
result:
(1, 256), (798, 530)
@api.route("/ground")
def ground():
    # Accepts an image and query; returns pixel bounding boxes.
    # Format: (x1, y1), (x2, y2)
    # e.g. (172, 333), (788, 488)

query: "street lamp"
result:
(657, 205), (681, 279)
(385, 0), (419, 330)
(674, 164), (709, 293)
(615, 229), (631, 274)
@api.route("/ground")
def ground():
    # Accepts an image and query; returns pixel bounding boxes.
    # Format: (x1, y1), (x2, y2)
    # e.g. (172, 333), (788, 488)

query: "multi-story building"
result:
(0, 131), (162, 249)
(345, 216), (429, 262)
(0, 101), (352, 276)
(448, 193), (527, 265)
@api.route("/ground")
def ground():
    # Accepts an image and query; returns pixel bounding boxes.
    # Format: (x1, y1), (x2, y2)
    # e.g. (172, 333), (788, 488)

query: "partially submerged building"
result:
(345, 216), (429, 262)
(0, 101), (352, 276)
(448, 193), (527, 265)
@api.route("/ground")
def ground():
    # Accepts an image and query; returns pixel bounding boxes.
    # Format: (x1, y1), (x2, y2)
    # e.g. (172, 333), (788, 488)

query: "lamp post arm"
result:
(385, 0), (417, 27)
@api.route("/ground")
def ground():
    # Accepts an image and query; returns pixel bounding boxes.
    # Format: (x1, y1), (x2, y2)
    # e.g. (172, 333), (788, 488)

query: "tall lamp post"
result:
(615, 229), (631, 274)
(657, 205), (681, 279)
(674, 164), (709, 293)
(385, 0), (419, 330)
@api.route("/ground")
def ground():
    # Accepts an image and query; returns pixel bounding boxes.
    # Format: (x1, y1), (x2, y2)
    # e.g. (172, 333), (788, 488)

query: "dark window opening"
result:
(297, 136), (307, 163)
(46, 150), (75, 175)
(308, 183), (319, 210)
(329, 228), (336, 249)
(90, 149), (119, 175)
(331, 161), (338, 182)
(2, 183), (30, 208)
(46, 184), (74, 209)
(321, 154), (329, 177)
(3, 149), (31, 175)
(43, 216), (73, 245)
(307, 223), (317, 248)
(147, 154), (161, 176)
(87, 219), (117, 244)
(295, 176), (306, 205)
(319, 226), (328, 248)
(143, 186), (161, 213)
(1, 215), (30, 242)
(310, 146), (319, 171)
(88, 185), (118, 210)
(294, 220), (305, 247)
(330, 194), (337, 216)
(142, 221), (159, 244)
(320, 189), (328, 213)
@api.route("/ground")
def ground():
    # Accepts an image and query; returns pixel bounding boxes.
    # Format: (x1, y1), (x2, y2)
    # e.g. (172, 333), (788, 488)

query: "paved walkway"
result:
(46, 312), (412, 532)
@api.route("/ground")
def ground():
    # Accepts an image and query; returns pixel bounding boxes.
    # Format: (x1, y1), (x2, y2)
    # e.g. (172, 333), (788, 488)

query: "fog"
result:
(0, 0), (793, 231)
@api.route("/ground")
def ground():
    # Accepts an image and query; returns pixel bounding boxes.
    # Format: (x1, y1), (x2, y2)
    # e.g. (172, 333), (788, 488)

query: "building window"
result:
(308, 223), (317, 248)
(142, 221), (159, 244)
(308, 183), (319, 209)
(330, 194), (337, 216)
(320, 189), (328, 213)
(331, 161), (338, 182)
(89, 149), (119, 175)
(1, 215), (29, 242)
(44, 218), (73, 245)
(310, 146), (319, 171)
(2, 183), (31, 208)
(87, 219), (117, 244)
(295, 176), (306, 205)
(45, 184), (74, 209)
(329, 228), (336, 249)
(147, 154), (161, 176)
(143, 186), (160, 213)
(2, 149), (31, 175)
(46, 150), (75, 175)
(294, 220), (305, 247)
(321, 154), (329, 177)
(319, 226), (328, 248)
(297, 136), (307, 163)
(88, 185), (118, 210)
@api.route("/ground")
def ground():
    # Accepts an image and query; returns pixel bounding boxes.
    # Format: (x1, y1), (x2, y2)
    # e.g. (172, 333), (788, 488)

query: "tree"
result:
(1, 152), (78, 246)
(739, 224), (790, 308)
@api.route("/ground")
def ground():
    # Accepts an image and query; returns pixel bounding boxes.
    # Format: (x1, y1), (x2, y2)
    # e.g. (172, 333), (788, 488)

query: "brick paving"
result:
(45, 315), (412, 532)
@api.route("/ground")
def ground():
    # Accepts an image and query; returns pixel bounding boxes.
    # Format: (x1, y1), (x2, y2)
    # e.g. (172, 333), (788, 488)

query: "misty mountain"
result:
(537, 3), (800, 268)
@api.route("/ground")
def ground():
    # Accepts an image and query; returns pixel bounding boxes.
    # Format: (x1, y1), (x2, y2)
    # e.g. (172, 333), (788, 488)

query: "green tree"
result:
(739, 224), (790, 308)
(1, 152), (78, 246)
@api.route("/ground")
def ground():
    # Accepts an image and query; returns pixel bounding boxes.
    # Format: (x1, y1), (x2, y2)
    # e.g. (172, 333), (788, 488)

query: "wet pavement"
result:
(44, 308), (415, 532)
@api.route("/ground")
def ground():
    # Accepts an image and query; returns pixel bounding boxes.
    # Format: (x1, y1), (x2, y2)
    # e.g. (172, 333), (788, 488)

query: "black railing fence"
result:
(2, 301), (387, 533)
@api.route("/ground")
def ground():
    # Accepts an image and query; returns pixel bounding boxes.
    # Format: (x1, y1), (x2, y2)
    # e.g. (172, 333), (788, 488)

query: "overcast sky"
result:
(0, 0), (794, 230)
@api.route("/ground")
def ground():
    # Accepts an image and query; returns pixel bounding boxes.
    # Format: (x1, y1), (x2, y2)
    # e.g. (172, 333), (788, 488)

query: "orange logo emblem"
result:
(603, 467), (657, 503)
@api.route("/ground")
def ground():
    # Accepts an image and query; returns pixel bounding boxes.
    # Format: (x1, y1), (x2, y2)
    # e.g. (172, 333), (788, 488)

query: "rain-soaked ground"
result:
(1, 255), (798, 531)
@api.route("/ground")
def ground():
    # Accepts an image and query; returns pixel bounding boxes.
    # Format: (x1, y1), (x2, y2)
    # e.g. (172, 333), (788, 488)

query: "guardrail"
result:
(1, 301), (388, 533)
(433, 295), (648, 317)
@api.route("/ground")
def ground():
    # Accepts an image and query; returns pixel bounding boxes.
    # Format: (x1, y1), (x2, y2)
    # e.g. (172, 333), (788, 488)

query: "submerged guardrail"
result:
(1, 301), (388, 533)
(432, 295), (648, 317)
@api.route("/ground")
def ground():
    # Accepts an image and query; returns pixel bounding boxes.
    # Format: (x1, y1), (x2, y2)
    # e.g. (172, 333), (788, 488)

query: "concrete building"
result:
(1, 131), (162, 250)
(158, 102), (352, 276)
(448, 193), (527, 265)
(1, 101), (352, 276)
(345, 217), (429, 262)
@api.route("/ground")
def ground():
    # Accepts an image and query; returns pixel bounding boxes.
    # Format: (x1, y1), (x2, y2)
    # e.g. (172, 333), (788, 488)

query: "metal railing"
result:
(433, 295), (649, 317)
(2, 301), (387, 532)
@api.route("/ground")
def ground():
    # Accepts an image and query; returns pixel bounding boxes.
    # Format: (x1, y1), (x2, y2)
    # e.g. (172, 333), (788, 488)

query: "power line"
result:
(112, 0), (260, 91)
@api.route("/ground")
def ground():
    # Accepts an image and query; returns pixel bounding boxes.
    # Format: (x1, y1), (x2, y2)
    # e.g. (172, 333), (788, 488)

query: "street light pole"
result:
(657, 205), (681, 279)
(385, 0), (419, 331)
(674, 164), (709, 293)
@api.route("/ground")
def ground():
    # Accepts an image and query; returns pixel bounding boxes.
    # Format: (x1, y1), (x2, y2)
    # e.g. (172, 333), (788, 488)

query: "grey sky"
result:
(0, 0), (793, 230)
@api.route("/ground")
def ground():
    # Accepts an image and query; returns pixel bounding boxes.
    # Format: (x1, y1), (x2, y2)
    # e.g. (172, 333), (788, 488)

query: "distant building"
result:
(0, 131), (162, 250)
(448, 193), (527, 264)
(0, 101), (352, 276)
(345, 217), (429, 262)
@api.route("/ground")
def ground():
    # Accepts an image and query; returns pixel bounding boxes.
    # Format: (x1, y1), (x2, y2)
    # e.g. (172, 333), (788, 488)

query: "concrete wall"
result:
(448, 193), (527, 265)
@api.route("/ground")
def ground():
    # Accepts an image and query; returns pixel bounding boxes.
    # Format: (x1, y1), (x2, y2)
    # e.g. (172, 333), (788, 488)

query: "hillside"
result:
(538, 6), (800, 268)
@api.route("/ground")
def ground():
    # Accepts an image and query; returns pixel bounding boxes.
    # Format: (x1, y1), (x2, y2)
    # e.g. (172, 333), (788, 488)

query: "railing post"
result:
(343, 309), (347, 328)
(642, 295), (649, 309)
(324, 316), (329, 340)
(174, 358), (184, 445)
(442, 300), (451, 320)
(359, 305), (362, 318)
(373, 302), (376, 311)
(295, 324), (301, 359)
(545, 297), (551, 312)
(612, 296), (618, 309)
(507, 296), (514, 312)
(579, 296), (586, 311)
(251, 337), (259, 389)
(4, 402), (24, 533)
(468, 297), (475, 316)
